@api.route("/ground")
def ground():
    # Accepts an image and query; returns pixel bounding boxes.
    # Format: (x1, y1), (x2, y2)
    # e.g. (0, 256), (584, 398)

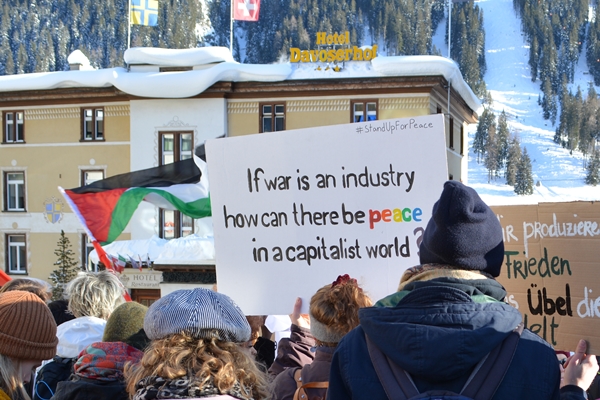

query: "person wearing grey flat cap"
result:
(124, 288), (268, 400)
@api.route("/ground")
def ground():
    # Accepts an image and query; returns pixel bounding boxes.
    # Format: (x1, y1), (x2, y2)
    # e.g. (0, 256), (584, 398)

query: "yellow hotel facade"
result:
(0, 47), (480, 287)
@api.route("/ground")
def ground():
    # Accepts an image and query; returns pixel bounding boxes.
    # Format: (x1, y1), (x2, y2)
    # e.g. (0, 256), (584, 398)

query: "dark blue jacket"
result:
(328, 284), (582, 400)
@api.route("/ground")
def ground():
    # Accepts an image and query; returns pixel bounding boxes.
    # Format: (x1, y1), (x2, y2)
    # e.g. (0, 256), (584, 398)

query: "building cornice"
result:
(0, 76), (477, 121)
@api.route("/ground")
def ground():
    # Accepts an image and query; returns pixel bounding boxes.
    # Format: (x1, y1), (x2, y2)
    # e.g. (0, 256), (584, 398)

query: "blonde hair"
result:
(125, 333), (269, 399)
(67, 271), (124, 319)
(0, 355), (30, 400)
(309, 277), (372, 342)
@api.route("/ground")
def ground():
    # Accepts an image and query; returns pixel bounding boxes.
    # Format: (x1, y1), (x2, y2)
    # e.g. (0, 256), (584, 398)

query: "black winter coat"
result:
(327, 282), (583, 400)
(51, 376), (128, 400)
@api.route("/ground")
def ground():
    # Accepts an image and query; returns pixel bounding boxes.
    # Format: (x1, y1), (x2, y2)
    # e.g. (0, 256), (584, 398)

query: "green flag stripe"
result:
(103, 188), (212, 245)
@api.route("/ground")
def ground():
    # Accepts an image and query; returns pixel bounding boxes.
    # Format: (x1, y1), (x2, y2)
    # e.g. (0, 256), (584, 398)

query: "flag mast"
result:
(128, 0), (131, 49)
(230, 0), (234, 55)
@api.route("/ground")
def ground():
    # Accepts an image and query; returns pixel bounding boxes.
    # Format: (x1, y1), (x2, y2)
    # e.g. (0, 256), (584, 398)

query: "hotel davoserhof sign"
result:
(290, 31), (378, 64)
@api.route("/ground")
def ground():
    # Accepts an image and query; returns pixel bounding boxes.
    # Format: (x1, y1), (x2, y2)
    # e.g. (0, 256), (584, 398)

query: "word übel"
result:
(527, 283), (572, 316)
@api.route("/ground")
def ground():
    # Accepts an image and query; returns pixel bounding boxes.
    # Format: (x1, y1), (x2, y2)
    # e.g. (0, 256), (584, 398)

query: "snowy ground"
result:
(434, 0), (600, 205)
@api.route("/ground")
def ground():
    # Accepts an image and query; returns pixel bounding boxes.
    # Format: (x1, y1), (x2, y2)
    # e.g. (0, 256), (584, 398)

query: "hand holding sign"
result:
(562, 339), (599, 391)
(290, 297), (310, 329)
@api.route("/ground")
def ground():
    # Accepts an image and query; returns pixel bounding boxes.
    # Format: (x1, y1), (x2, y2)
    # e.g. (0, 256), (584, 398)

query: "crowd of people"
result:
(0, 181), (598, 400)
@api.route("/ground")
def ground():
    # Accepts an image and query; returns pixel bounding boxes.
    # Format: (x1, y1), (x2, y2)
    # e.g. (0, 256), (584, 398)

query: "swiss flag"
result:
(234, 0), (260, 21)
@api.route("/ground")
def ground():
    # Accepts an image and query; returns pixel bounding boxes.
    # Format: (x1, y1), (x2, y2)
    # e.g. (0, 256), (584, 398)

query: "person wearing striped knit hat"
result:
(125, 288), (269, 400)
(0, 290), (58, 400)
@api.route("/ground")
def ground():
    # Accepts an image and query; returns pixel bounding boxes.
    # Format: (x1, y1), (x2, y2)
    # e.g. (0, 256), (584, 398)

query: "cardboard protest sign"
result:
(492, 202), (600, 353)
(206, 115), (448, 315)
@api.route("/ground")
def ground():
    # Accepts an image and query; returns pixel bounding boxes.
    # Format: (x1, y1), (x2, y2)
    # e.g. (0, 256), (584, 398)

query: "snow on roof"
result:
(89, 234), (215, 265)
(67, 50), (95, 70)
(154, 234), (215, 265)
(124, 46), (234, 65)
(0, 47), (480, 110)
(288, 55), (481, 113)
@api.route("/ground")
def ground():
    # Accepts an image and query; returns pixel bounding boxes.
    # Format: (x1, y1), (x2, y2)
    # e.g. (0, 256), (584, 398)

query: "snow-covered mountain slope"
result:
(436, 0), (600, 204)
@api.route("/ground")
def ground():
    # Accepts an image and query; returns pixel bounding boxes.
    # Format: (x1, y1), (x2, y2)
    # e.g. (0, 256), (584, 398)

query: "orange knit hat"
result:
(0, 290), (58, 360)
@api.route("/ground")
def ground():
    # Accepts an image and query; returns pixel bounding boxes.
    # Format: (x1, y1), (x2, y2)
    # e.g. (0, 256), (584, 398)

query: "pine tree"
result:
(473, 108), (495, 163)
(496, 110), (510, 171)
(505, 136), (522, 186)
(586, 149), (600, 186)
(515, 147), (534, 195)
(49, 230), (81, 301)
(484, 124), (499, 182)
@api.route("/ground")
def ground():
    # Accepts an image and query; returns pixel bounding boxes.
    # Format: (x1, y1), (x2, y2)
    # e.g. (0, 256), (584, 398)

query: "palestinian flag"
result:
(60, 156), (211, 245)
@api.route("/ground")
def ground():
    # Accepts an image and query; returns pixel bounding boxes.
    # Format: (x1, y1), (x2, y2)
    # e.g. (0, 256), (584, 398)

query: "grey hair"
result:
(66, 271), (125, 320)
(0, 354), (29, 399)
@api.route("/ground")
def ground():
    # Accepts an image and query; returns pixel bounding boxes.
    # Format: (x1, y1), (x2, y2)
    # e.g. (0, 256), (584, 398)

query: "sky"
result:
(434, 0), (600, 205)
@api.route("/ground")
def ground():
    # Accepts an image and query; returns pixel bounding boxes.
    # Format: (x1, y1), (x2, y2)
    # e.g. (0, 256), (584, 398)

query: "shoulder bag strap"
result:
(365, 333), (417, 400)
(292, 368), (329, 400)
(460, 322), (524, 400)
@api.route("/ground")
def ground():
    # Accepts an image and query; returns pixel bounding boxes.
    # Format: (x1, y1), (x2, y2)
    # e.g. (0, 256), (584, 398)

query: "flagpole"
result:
(128, 0), (131, 49)
(230, 0), (234, 56)
(447, 0), (451, 59)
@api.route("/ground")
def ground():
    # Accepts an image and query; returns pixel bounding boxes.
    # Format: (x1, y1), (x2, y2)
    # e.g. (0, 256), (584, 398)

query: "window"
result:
(81, 234), (98, 272)
(4, 171), (25, 211)
(436, 105), (442, 114)
(131, 289), (161, 307)
(460, 125), (465, 155)
(160, 132), (193, 165)
(159, 210), (194, 239)
(159, 132), (194, 238)
(351, 100), (377, 122)
(6, 234), (26, 274)
(81, 108), (104, 141)
(260, 103), (285, 133)
(449, 117), (455, 150)
(3, 111), (24, 143)
(81, 170), (105, 186)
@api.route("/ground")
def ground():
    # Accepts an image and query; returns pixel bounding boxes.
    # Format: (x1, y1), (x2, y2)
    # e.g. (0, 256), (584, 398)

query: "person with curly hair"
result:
(125, 288), (269, 400)
(269, 275), (372, 400)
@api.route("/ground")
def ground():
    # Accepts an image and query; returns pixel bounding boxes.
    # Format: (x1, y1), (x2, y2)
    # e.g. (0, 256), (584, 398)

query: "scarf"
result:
(75, 342), (144, 381)
(376, 264), (507, 307)
(133, 375), (253, 400)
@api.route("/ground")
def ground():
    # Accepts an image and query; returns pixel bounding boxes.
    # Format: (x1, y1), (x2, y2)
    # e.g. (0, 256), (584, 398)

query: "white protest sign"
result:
(206, 114), (448, 315)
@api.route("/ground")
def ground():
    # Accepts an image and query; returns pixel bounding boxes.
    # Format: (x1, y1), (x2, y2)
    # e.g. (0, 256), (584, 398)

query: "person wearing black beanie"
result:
(327, 181), (597, 400)
(418, 180), (504, 277)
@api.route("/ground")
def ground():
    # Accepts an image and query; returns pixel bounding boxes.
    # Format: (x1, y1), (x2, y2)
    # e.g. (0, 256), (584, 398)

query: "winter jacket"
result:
(270, 346), (334, 400)
(33, 316), (106, 400)
(269, 324), (315, 377)
(51, 342), (143, 400)
(55, 316), (107, 358)
(327, 276), (578, 400)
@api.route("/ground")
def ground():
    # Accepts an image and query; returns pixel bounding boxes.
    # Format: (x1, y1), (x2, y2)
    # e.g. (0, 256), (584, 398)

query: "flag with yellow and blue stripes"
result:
(131, 0), (158, 26)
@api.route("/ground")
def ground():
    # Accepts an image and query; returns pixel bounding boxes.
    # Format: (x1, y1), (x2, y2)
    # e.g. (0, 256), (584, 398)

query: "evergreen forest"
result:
(1, 0), (488, 95)
(6, 0), (600, 188)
